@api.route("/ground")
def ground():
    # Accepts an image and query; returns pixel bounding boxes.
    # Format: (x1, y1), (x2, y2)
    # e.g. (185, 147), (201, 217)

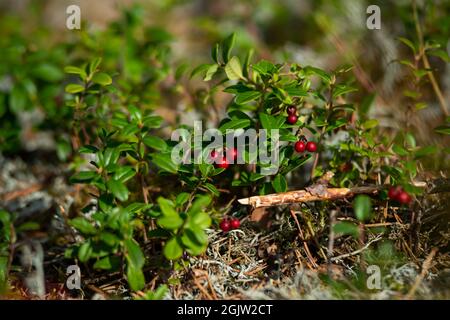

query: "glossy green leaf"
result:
(221, 33), (236, 63)
(164, 237), (183, 260)
(353, 195), (372, 222)
(91, 72), (112, 86)
(107, 179), (129, 202)
(125, 238), (145, 269)
(224, 56), (243, 80)
(65, 84), (85, 94)
(143, 136), (167, 151)
(70, 217), (97, 235)
(157, 215), (184, 230)
(127, 264), (145, 291)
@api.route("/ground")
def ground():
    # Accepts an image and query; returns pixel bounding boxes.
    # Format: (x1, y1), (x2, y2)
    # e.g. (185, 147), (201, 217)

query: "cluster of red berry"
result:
(294, 138), (317, 153)
(219, 217), (240, 232)
(210, 147), (238, 169)
(286, 106), (318, 153)
(286, 105), (298, 124)
(388, 186), (412, 204)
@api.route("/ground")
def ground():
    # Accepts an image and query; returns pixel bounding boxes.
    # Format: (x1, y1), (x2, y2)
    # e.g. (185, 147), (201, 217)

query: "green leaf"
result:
(91, 72), (112, 86)
(125, 239), (145, 268)
(100, 232), (120, 246)
(139, 285), (168, 300)
(219, 118), (251, 132)
(204, 64), (219, 81)
(10, 86), (27, 112)
(181, 228), (207, 255)
(434, 125), (450, 135)
(203, 182), (220, 197)
(113, 166), (136, 183)
(175, 193), (190, 207)
(107, 179), (129, 202)
(252, 60), (276, 76)
(189, 211), (211, 229)
(69, 217), (97, 235)
(94, 256), (120, 270)
(284, 86), (308, 97)
(359, 93), (376, 117)
(103, 147), (120, 167)
(199, 162), (213, 178)
(405, 133), (416, 148)
(333, 84), (358, 98)
(259, 113), (279, 130)
(224, 56), (243, 80)
(415, 102), (427, 110)
(353, 195), (372, 222)
(235, 90), (261, 104)
(243, 48), (254, 78)
(221, 33), (236, 63)
(65, 84), (85, 94)
(127, 264), (145, 291)
(164, 237), (183, 260)
(16, 221), (40, 232)
(187, 195), (212, 215)
(282, 154), (311, 174)
(142, 115), (163, 128)
(157, 215), (184, 230)
(362, 119), (379, 130)
(157, 197), (177, 216)
(70, 171), (97, 183)
(78, 241), (92, 262)
(79, 145), (99, 154)
(0, 210), (11, 225)
(427, 49), (450, 63)
(143, 136), (167, 151)
(398, 37), (417, 54)
(333, 222), (359, 238)
(64, 66), (87, 78)
(303, 66), (332, 84)
(272, 174), (287, 193)
(392, 144), (409, 156)
(152, 153), (179, 174)
(32, 63), (63, 82)
(190, 63), (213, 79)
(211, 43), (219, 63)
(414, 145), (437, 159)
(88, 57), (102, 75)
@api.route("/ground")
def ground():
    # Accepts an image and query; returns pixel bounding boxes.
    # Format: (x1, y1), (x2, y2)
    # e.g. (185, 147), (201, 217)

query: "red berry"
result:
(210, 149), (220, 160)
(397, 191), (412, 204)
(294, 141), (306, 153)
(340, 162), (352, 172)
(287, 106), (296, 115)
(219, 219), (231, 232)
(388, 186), (402, 200)
(287, 114), (298, 125)
(215, 157), (229, 169)
(230, 218), (240, 229)
(306, 141), (317, 152)
(228, 147), (238, 161)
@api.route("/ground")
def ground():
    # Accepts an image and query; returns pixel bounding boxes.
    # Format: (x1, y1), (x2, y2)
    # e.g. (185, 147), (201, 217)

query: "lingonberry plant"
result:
(64, 30), (439, 292)
(1, 1), (449, 299)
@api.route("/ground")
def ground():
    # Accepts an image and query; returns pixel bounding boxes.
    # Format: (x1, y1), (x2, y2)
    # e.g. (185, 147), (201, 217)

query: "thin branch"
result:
(237, 179), (450, 208)
(330, 234), (383, 262)
(405, 247), (438, 299)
